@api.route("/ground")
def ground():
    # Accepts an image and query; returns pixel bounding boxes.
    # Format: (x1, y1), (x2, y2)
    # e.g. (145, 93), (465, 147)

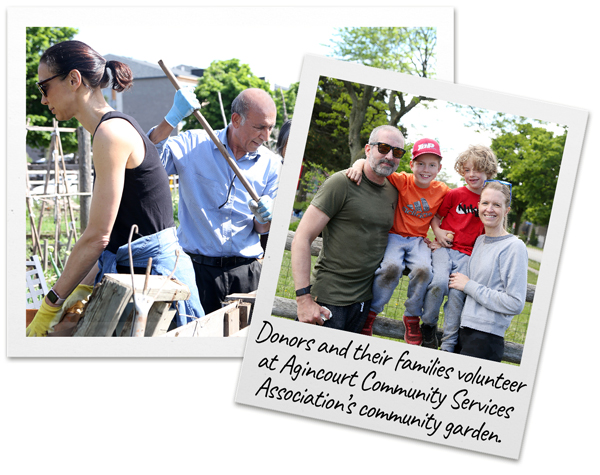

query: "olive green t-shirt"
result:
(310, 170), (398, 306)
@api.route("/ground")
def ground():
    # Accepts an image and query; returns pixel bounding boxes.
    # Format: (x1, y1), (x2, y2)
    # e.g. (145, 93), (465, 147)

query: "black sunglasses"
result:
(36, 72), (68, 97)
(369, 142), (406, 159)
(484, 179), (512, 203)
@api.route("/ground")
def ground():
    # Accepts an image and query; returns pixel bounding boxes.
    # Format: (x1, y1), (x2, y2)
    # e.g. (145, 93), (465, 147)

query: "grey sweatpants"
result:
(421, 247), (469, 351)
(370, 234), (433, 316)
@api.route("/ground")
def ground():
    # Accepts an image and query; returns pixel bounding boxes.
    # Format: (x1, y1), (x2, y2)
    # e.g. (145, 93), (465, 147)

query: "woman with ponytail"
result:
(27, 41), (204, 337)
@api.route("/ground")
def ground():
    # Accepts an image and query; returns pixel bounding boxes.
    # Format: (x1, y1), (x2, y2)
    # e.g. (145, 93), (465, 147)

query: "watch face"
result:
(47, 290), (59, 304)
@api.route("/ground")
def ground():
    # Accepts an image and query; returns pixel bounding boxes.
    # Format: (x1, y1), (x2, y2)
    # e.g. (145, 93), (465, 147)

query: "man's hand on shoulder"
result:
(346, 158), (366, 185)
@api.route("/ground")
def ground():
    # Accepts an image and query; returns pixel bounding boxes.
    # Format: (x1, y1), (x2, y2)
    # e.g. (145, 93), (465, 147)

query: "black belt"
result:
(189, 254), (257, 268)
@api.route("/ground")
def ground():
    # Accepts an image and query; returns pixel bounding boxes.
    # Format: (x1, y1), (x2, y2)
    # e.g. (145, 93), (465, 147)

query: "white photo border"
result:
(235, 54), (588, 459)
(7, 6), (454, 357)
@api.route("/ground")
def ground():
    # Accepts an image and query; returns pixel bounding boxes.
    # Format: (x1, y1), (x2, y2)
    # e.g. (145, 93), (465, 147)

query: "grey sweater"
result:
(461, 234), (528, 337)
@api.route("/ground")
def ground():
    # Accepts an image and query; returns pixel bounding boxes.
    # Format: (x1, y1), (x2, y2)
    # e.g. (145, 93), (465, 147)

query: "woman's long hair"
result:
(277, 119), (291, 158)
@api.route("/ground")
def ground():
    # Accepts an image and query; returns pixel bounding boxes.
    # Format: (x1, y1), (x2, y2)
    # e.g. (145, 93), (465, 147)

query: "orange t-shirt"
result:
(387, 172), (450, 238)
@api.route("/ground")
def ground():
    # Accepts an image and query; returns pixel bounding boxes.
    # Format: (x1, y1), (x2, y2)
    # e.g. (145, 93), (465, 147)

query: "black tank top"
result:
(93, 111), (175, 253)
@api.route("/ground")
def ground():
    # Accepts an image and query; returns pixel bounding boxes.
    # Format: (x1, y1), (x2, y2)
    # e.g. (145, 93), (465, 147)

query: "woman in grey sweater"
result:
(448, 180), (528, 362)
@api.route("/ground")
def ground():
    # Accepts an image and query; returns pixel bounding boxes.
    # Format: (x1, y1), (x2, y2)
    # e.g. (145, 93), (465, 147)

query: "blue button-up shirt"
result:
(151, 126), (280, 258)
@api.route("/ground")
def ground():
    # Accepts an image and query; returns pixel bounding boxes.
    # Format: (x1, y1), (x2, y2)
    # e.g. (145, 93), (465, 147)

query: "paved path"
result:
(527, 246), (543, 263)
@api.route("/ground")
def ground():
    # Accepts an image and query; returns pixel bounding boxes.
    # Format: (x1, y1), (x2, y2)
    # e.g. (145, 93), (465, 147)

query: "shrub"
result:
(529, 227), (539, 247)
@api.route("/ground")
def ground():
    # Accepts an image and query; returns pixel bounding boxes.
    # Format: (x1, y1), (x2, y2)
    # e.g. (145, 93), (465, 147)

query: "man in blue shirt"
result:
(149, 88), (280, 314)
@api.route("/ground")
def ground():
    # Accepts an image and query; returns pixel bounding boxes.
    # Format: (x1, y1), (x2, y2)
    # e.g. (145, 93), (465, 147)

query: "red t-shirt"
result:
(387, 172), (449, 238)
(436, 186), (483, 256)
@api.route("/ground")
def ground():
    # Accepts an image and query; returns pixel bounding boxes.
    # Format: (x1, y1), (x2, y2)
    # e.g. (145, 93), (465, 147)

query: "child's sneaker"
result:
(421, 324), (438, 349)
(403, 315), (422, 345)
(361, 311), (377, 336)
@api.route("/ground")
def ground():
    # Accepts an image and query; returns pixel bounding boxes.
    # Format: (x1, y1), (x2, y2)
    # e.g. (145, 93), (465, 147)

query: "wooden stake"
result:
(35, 132), (56, 242)
(25, 162), (43, 256)
(217, 90), (228, 128)
(43, 239), (49, 272)
(55, 120), (79, 241)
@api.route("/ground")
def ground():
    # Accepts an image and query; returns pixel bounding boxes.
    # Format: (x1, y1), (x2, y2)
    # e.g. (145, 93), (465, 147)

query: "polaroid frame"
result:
(7, 6), (453, 357)
(235, 55), (587, 458)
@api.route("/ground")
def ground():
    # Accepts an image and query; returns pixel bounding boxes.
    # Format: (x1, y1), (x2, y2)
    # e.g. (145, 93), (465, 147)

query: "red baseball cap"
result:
(412, 138), (442, 159)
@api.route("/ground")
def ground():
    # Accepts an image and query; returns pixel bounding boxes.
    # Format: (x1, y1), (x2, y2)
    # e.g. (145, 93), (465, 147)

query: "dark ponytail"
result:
(104, 60), (133, 92)
(40, 40), (133, 92)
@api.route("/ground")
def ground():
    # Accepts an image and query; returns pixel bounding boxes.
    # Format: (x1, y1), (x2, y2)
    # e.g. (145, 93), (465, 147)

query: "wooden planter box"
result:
(26, 309), (37, 327)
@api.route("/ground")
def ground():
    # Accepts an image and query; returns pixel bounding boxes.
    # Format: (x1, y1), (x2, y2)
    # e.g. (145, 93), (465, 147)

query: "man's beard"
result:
(370, 156), (399, 177)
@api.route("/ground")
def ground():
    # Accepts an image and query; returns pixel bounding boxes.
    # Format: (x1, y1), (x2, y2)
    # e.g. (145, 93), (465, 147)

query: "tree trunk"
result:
(388, 91), (433, 136)
(77, 126), (93, 232)
(513, 209), (524, 237)
(344, 82), (374, 166)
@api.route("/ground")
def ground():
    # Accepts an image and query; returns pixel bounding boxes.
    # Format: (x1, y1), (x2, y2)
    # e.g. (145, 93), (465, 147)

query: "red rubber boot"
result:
(361, 311), (378, 336)
(402, 315), (422, 345)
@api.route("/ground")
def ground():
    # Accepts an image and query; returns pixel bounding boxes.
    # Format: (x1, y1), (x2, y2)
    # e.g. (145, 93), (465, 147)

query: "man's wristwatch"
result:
(46, 288), (65, 306)
(295, 285), (312, 297)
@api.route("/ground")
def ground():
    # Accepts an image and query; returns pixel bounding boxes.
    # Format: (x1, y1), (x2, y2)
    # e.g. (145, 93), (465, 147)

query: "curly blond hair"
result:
(454, 145), (498, 179)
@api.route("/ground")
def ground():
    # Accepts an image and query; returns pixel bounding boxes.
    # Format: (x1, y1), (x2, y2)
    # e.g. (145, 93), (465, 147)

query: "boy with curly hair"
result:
(420, 144), (498, 351)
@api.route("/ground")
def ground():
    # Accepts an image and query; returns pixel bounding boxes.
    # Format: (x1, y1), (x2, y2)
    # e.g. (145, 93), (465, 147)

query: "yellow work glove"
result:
(26, 299), (61, 337)
(26, 285), (94, 337)
(49, 284), (94, 333)
(59, 285), (93, 315)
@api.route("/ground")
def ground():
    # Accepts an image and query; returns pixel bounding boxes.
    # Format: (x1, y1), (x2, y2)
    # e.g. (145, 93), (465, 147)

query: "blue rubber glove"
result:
(248, 196), (273, 224)
(165, 87), (200, 127)
(26, 299), (61, 337)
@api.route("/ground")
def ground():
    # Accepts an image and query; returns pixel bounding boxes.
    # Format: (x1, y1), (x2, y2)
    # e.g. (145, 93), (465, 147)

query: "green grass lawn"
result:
(276, 248), (536, 348)
(528, 258), (540, 272)
(26, 198), (83, 287)
(26, 190), (181, 287)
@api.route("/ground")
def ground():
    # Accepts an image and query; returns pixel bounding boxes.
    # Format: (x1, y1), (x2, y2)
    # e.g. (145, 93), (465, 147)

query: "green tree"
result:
(185, 58), (287, 132)
(305, 76), (388, 171)
(275, 82), (298, 124)
(329, 27), (436, 76)
(326, 27), (437, 164)
(453, 104), (566, 232)
(26, 27), (79, 153)
(491, 121), (566, 232)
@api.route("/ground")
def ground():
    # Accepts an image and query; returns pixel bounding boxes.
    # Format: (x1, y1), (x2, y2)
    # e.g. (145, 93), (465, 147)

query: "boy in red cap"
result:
(347, 138), (449, 344)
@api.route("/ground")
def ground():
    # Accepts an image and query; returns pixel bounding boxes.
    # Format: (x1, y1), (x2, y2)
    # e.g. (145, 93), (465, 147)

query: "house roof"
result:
(104, 54), (201, 80)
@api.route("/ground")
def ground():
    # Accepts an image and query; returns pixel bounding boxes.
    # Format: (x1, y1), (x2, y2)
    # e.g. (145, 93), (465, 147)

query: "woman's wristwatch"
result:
(46, 288), (65, 306)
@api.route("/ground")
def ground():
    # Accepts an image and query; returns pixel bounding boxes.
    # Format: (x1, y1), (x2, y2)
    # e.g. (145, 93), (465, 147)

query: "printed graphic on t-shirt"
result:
(404, 198), (431, 218)
(455, 202), (479, 216)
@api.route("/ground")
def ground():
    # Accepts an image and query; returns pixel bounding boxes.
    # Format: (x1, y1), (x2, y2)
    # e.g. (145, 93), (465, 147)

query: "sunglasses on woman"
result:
(484, 179), (512, 203)
(36, 72), (68, 97)
(369, 142), (407, 159)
